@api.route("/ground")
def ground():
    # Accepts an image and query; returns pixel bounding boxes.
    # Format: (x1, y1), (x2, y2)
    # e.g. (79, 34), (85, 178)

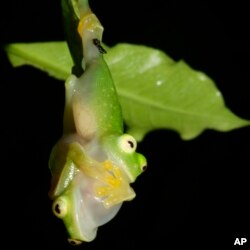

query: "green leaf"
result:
(5, 42), (250, 140)
(5, 42), (73, 80)
(106, 44), (250, 140)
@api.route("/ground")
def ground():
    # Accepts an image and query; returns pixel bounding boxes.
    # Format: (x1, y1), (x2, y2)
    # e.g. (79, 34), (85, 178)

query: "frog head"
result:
(51, 163), (122, 245)
(102, 133), (147, 183)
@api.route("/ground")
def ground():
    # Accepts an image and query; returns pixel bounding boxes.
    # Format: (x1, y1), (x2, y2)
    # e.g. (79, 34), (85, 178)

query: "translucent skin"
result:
(49, 0), (147, 244)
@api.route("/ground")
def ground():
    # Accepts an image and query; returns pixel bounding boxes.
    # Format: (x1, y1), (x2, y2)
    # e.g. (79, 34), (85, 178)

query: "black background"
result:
(0, 0), (249, 249)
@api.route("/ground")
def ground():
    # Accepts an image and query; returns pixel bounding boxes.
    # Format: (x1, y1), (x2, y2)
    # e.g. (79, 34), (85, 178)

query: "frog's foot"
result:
(95, 161), (136, 208)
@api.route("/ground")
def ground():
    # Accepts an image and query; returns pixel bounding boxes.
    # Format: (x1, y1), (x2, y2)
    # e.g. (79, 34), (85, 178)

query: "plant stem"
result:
(61, 0), (83, 77)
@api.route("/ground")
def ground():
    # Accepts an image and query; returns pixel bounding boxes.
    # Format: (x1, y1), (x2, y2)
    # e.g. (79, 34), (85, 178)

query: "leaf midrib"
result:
(118, 87), (226, 121)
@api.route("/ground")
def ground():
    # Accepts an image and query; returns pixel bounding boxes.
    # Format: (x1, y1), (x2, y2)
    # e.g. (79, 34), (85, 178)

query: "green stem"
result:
(61, 0), (83, 77)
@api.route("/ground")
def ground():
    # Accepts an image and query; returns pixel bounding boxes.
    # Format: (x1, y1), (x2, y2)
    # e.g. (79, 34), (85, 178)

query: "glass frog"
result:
(48, 0), (147, 245)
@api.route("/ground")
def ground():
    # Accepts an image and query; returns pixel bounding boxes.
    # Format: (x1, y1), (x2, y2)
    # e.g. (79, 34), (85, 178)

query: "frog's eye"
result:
(52, 197), (67, 218)
(138, 154), (147, 172)
(141, 164), (147, 172)
(68, 238), (83, 246)
(118, 134), (137, 153)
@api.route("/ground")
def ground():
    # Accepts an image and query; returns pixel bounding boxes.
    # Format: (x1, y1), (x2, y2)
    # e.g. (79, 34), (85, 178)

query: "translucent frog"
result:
(48, 0), (147, 245)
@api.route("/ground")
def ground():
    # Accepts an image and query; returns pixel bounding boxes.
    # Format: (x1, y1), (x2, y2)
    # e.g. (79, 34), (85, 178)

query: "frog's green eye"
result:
(52, 198), (67, 218)
(118, 134), (137, 153)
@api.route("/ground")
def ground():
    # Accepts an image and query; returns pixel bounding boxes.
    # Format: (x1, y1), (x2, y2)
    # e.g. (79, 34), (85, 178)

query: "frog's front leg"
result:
(94, 160), (136, 208)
